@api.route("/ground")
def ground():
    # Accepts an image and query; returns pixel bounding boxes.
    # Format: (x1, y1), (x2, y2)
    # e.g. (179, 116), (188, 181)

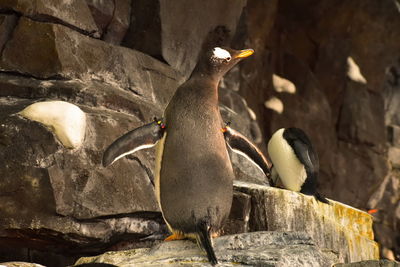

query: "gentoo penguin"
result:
(267, 127), (329, 204)
(103, 46), (272, 265)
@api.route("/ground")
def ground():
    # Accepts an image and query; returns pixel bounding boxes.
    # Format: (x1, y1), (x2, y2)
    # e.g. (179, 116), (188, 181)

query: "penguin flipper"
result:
(102, 119), (165, 167)
(223, 126), (272, 180)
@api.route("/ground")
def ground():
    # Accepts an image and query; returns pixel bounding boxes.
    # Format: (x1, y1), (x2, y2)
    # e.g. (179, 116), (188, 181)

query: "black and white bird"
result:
(267, 127), (329, 204)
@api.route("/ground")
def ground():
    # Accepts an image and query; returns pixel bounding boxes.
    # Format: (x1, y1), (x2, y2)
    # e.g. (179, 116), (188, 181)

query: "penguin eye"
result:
(225, 57), (231, 62)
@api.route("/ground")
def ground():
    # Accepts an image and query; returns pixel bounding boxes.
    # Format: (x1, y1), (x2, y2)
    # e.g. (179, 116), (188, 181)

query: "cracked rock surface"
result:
(74, 231), (336, 267)
(0, 0), (400, 266)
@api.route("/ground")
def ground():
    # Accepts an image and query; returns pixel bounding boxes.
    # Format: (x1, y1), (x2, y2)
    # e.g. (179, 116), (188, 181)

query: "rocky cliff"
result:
(0, 0), (399, 266)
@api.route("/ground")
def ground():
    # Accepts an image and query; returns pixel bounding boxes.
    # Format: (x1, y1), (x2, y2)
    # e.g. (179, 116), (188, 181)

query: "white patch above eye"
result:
(212, 47), (231, 61)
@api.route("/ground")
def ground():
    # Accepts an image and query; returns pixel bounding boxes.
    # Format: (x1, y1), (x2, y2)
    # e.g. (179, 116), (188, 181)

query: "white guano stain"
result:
(264, 97), (284, 114)
(347, 56), (367, 84)
(19, 101), (86, 149)
(272, 74), (296, 94)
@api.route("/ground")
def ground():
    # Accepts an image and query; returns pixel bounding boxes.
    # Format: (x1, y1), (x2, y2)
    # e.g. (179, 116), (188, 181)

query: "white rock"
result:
(347, 57), (367, 84)
(19, 101), (86, 149)
(264, 97), (284, 114)
(247, 107), (257, 120)
(272, 74), (296, 94)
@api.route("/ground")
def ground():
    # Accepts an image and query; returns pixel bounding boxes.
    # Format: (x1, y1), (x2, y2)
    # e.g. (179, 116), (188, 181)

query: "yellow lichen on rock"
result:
(234, 181), (379, 263)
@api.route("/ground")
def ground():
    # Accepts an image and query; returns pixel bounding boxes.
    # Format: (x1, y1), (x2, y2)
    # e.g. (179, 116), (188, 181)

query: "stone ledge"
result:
(233, 181), (379, 263)
(74, 231), (334, 267)
(334, 259), (400, 267)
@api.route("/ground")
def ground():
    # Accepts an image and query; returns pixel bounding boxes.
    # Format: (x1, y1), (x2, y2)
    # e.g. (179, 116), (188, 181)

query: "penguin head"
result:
(193, 47), (254, 79)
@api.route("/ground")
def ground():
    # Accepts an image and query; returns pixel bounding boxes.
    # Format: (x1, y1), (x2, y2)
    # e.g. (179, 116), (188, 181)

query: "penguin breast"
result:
(268, 129), (307, 192)
(154, 131), (167, 208)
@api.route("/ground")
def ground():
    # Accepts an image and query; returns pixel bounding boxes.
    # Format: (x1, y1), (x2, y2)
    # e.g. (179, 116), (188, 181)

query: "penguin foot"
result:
(164, 232), (186, 241)
(211, 232), (220, 238)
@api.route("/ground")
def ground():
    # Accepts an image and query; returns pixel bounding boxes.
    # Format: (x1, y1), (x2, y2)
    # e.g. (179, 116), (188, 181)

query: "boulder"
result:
(0, 17), (181, 107)
(334, 259), (400, 267)
(85, 0), (131, 44)
(368, 171), (400, 260)
(85, 0), (114, 36)
(337, 81), (386, 152)
(74, 231), (335, 266)
(0, 263), (45, 267)
(0, 14), (17, 51)
(234, 181), (379, 263)
(102, 0), (131, 45)
(0, 0), (99, 36)
(122, 0), (246, 78)
(385, 60), (400, 126)
(222, 191), (251, 234)
(387, 125), (400, 147)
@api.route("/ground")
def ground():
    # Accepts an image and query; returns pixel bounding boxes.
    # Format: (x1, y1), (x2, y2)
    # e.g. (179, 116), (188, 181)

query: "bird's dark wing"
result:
(223, 126), (272, 181)
(291, 139), (318, 174)
(293, 140), (316, 173)
(283, 128), (328, 203)
(102, 119), (166, 167)
(283, 127), (319, 175)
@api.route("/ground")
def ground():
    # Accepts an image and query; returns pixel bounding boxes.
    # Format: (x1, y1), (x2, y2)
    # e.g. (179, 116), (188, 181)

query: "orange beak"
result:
(236, 49), (254, 58)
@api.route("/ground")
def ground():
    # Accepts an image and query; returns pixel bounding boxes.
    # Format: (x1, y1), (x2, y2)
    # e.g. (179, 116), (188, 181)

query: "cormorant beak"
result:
(235, 49), (254, 58)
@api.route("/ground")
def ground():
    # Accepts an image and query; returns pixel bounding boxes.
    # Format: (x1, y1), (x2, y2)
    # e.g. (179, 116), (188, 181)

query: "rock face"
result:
(74, 231), (335, 267)
(0, 0), (399, 266)
(0, 17), (180, 106)
(0, 0), (99, 36)
(0, 3), (264, 265)
(233, 181), (378, 263)
(238, 0), (400, 260)
(73, 183), (378, 266)
(122, 0), (246, 78)
(0, 263), (45, 267)
(334, 260), (400, 267)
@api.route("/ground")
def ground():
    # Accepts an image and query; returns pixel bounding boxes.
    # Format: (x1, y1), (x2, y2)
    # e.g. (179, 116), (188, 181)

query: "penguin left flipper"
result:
(102, 119), (166, 167)
(223, 126), (272, 183)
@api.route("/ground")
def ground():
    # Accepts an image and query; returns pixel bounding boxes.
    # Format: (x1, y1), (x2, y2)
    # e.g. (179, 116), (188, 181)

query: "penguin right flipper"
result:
(102, 119), (166, 167)
(223, 126), (272, 182)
